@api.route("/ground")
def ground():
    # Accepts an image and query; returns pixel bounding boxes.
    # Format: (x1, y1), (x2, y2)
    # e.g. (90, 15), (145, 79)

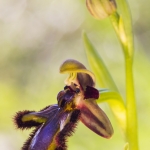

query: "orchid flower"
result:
(14, 59), (113, 150)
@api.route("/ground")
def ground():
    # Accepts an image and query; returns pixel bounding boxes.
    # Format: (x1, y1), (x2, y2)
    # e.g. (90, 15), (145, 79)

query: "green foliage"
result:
(0, 0), (149, 150)
(83, 0), (138, 149)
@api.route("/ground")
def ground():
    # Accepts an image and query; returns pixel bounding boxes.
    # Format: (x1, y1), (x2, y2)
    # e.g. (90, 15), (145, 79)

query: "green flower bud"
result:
(86, 0), (117, 19)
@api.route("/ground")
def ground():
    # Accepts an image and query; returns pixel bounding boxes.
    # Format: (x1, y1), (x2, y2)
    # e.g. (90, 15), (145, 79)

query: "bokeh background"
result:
(0, 0), (150, 149)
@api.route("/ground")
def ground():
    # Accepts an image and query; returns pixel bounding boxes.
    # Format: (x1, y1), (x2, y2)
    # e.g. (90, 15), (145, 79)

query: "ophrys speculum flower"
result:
(14, 59), (113, 150)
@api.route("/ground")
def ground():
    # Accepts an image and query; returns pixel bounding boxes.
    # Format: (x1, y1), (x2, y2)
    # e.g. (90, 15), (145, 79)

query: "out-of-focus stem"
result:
(109, 2), (139, 149)
(125, 56), (138, 150)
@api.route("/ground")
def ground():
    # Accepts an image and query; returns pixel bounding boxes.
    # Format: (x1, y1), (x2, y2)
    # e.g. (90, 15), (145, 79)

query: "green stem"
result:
(109, 4), (139, 149)
(116, 0), (134, 58)
(125, 56), (138, 150)
(109, 12), (128, 57)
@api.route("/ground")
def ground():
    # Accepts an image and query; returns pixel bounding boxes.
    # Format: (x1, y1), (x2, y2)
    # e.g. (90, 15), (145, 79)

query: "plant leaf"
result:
(115, 0), (134, 57)
(82, 31), (118, 91)
(123, 143), (129, 150)
(82, 32), (126, 133)
(98, 90), (126, 132)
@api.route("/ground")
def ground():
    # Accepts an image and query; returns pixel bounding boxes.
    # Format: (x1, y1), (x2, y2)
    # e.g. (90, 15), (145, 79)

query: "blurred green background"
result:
(0, 0), (149, 149)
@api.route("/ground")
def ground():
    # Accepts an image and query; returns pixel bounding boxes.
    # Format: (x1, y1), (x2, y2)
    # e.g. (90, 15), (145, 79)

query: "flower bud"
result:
(86, 0), (117, 19)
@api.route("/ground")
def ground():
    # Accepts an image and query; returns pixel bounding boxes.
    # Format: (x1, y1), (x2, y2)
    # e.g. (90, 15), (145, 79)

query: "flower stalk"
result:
(85, 0), (139, 149)
(125, 57), (138, 150)
(109, 2), (138, 150)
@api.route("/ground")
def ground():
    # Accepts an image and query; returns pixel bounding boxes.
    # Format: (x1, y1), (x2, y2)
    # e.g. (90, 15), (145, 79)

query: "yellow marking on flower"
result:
(22, 114), (47, 123)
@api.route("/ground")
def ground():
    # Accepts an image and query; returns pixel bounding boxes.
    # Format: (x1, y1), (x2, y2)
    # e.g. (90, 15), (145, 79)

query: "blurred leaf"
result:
(109, 13), (127, 53)
(115, 0), (134, 57)
(82, 31), (126, 133)
(124, 143), (129, 150)
(109, 11), (133, 58)
(82, 31), (118, 91)
(98, 90), (126, 132)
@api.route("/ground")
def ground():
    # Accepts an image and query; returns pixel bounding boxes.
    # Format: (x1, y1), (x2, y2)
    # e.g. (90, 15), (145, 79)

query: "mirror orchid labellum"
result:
(14, 59), (113, 150)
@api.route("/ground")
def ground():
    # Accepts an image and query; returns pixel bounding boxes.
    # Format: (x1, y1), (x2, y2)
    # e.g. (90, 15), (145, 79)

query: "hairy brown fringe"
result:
(40, 105), (51, 111)
(22, 125), (42, 150)
(13, 110), (42, 130)
(55, 109), (81, 150)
